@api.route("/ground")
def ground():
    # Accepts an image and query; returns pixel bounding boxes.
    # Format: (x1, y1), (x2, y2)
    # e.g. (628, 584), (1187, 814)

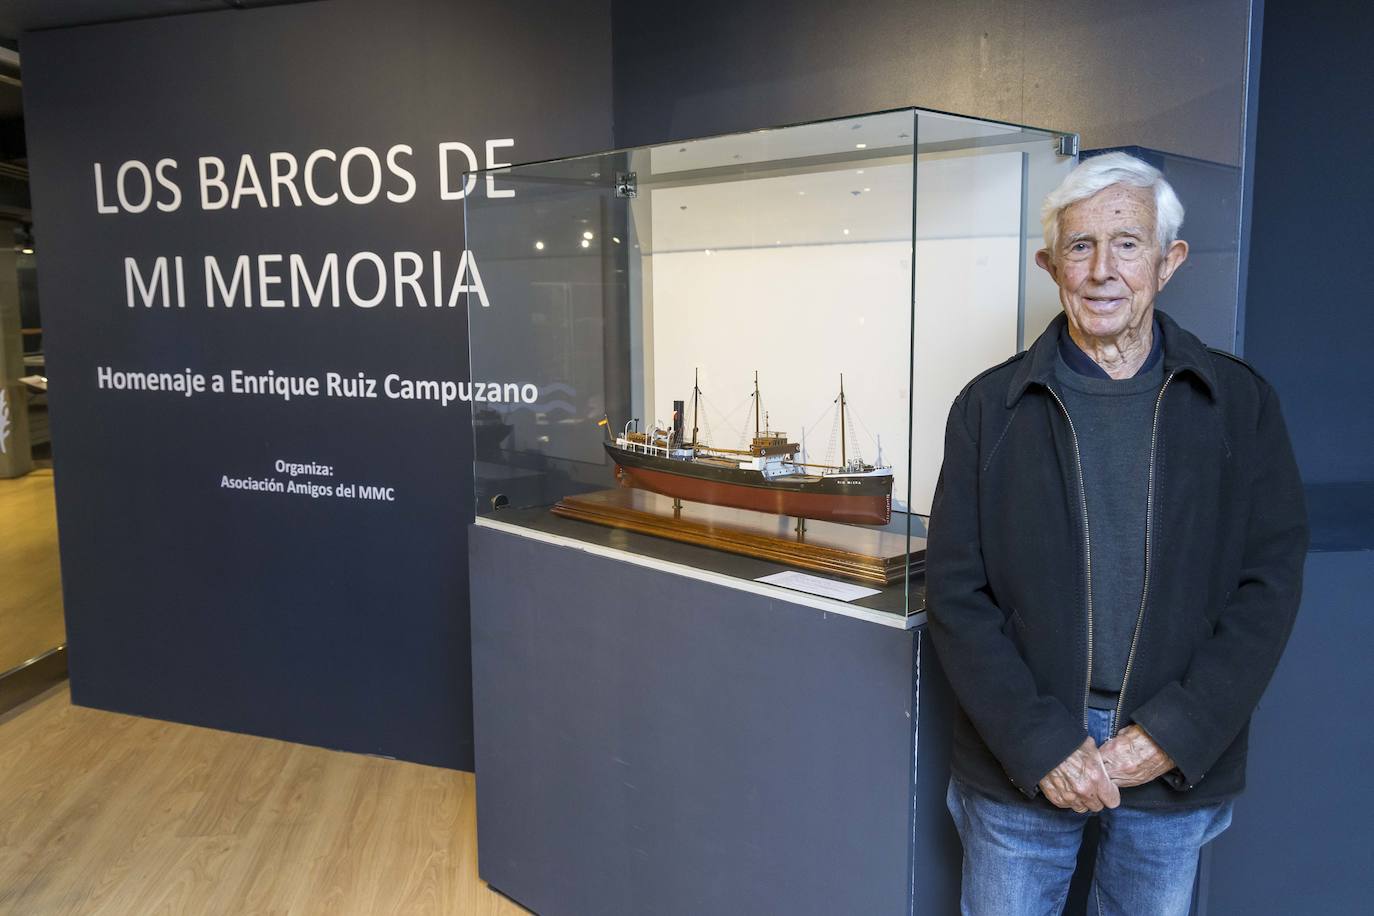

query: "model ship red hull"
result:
(607, 441), (893, 525)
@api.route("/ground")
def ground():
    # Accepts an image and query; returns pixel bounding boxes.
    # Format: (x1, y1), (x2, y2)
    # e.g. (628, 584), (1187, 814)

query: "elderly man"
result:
(927, 152), (1308, 915)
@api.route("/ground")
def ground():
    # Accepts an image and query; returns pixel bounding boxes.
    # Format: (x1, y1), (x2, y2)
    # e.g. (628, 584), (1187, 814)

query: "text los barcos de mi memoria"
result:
(98, 140), (521, 312)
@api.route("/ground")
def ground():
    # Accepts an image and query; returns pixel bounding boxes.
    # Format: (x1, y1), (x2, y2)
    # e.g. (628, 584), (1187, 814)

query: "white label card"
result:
(755, 571), (881, 602)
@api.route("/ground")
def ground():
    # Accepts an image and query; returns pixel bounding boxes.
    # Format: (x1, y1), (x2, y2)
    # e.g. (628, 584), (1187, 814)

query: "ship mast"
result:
(691, 368), (700, 450)
(839, 374), (847, 466)
(754, 370), (761, 438)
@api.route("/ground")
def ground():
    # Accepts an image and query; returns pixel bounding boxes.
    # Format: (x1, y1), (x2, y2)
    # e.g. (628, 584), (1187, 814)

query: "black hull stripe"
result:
(607, 444), (892, 497)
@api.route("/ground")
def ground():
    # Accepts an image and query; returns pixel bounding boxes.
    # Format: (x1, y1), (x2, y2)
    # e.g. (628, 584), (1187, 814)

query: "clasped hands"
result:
(1037, 725), (1175, 813)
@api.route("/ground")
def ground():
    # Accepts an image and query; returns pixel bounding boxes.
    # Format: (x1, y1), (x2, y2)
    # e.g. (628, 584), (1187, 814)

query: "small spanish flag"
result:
(597, 416), (609, 427)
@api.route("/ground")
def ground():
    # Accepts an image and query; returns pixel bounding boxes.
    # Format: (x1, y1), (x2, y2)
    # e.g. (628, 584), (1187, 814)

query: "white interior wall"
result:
(642, 150), (1029, 516)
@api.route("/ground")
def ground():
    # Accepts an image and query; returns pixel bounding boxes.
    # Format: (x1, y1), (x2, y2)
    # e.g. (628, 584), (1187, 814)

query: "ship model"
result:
(604, 371), (893, 525)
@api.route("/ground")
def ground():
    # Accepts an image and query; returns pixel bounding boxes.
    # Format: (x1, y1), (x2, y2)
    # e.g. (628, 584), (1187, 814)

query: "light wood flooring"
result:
(0, 467), (66, 673)
(0, 685), (531, 916)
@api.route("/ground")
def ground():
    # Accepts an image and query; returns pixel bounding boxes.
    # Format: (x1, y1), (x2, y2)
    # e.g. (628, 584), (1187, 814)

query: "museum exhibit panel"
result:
(463, 108), (1077, 915)
(464, 108), (1073, 619)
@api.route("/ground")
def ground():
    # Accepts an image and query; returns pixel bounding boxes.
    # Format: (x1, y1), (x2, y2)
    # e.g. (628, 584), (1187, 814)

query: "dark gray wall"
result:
(1243, 0), (1374, 484)
(612, 0), (1250, 165)
(470, 524), (929, 915)
(1211, 3), (1374, 908)
(21, 0), (612, 769)
(1205, 551), (1374, 913)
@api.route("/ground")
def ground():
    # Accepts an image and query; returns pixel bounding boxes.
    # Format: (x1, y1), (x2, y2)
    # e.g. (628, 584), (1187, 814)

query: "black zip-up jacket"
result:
(927, 310), (1308, 808)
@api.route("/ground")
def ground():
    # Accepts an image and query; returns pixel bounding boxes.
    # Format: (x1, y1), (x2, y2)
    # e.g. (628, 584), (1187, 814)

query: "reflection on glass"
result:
(463, 108), (1074, 616)
(1, 245), (66, 680)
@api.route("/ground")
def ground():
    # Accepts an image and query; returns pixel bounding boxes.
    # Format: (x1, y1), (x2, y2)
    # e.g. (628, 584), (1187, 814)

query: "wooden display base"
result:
(552, 488), (924, 586)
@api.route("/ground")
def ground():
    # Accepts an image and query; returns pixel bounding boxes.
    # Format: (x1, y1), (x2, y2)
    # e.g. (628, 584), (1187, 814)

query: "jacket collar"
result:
(1005, 308), (1217, 408)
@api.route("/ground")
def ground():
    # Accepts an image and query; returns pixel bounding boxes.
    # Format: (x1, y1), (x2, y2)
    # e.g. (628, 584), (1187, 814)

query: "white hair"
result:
(1040, 151), (1185, 258)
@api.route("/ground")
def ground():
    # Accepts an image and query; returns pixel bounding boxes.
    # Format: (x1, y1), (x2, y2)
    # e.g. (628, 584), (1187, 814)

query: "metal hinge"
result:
(1058, 134), (1080, 158)
(615, 171), (637, 199)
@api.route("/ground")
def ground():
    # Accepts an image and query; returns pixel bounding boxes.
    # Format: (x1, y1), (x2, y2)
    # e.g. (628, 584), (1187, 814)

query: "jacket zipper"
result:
(1046, 386), (1093, 730)
(1112, 371), (1177, 737)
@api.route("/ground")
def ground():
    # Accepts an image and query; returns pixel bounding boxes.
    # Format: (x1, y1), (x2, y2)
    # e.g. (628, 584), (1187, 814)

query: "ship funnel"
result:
(672, 400), (685, 447)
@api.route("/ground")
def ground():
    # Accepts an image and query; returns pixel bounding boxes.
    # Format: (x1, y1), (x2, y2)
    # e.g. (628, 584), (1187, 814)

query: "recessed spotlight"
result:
(612, 236), (621, 244)
(581, 239), (591, 248)
(583, 230), (594, 240)
(857, 170), (865, 175)
(20, 247), (33, 255)
(798, 191), (806, 196)
(855, 143), (867, 149)
(534, 241), (545, 251)
(863, 188), (871, 192)
(843, 228), (850, 235)
(704, 249), (713, 256)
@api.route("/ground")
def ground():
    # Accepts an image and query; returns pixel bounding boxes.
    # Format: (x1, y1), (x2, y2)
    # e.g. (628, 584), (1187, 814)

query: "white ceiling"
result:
(642, 150), (1024, 253)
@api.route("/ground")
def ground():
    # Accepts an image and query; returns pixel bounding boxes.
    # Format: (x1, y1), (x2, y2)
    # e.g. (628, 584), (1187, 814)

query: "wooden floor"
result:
(0, 467), (66, 673)
(0, 686), (531, 916)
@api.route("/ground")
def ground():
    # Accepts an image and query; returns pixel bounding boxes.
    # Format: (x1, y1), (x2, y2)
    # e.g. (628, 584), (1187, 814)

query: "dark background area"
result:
(1243, 0), (1374, 486)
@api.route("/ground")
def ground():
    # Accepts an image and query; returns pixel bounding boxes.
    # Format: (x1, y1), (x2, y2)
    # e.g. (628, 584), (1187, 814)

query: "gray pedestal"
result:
(469, 520), (962, 915)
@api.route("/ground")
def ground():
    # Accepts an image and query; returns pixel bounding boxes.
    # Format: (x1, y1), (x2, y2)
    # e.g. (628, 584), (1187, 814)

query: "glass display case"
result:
(463, 108), (1075, 617)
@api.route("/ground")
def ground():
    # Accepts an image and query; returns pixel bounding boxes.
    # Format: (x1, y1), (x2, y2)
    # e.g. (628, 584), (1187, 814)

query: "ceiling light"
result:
(863, 188), (871, 192)
(612, 236), (621, 244)
(843, 229), (850, 235)
(20, 247), (33, 255)
(855, 143), (867, 149)
(583, 230), (594, 240)
(534, 241), (545, 250)
(580, 239), (591, 248)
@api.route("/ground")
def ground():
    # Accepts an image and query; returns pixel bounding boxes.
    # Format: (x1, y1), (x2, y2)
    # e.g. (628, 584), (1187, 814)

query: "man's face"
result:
(1035, 184), (1188, 344)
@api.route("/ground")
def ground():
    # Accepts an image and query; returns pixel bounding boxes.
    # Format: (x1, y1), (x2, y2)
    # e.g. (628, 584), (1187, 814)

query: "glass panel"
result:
(910, 112), (1072, 519)
(463, 109), (1072, 618)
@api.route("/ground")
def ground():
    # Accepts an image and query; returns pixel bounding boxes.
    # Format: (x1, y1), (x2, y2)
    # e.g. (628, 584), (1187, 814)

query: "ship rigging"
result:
(605, 371), (894, 525)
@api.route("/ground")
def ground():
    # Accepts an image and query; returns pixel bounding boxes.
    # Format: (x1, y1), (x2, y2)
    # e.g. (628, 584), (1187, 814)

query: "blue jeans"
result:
(945, 708), (1233, 916)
